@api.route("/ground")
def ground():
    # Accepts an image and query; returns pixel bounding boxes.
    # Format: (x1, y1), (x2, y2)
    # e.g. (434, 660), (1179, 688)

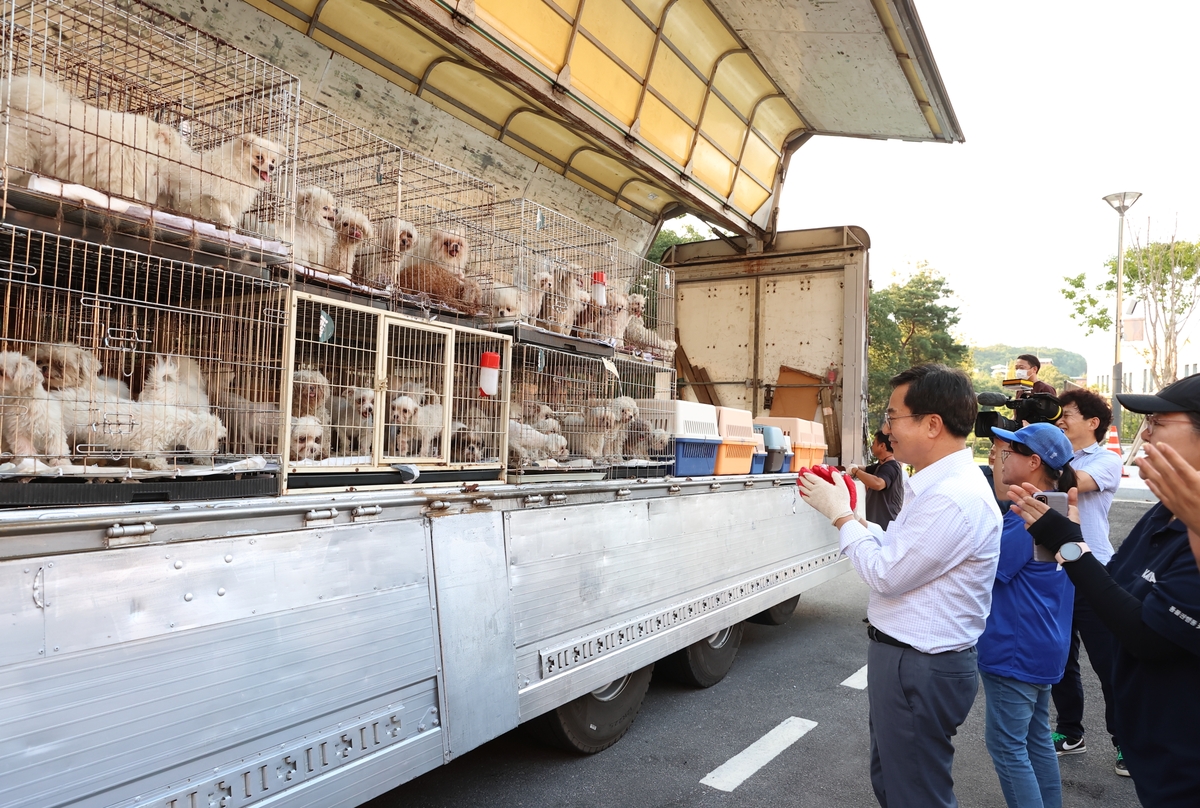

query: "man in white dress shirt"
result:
(800, 363), (1002, 808)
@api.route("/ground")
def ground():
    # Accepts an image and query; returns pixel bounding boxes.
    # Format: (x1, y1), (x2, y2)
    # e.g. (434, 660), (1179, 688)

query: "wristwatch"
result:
(1058, 542), (1085, 562)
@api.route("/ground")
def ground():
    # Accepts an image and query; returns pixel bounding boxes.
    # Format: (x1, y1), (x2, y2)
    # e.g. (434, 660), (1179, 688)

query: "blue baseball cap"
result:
(990, 422), (1074, 470)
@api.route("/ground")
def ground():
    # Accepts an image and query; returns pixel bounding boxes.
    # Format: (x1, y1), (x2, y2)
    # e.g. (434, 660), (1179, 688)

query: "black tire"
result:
(530, 663), (655, 754)
(747, 595), (801, 626)
(658, 622), (744, 687)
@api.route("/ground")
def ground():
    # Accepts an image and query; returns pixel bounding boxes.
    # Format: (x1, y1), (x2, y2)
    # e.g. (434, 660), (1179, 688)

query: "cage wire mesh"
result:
(1, 0), (299, 263)
(383, 316), (453, 463)
(609, 356), (676, 465)
(615, 248), (676, 363)
(447, 327), (509, 469)
(491, 199), (617, 342)
(0, 224), (288, 475)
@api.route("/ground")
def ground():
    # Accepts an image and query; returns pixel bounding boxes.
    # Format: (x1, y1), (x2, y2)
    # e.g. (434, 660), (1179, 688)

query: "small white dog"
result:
(562, 405), (616, 459)
(139, 355), (210, 411)
(329, 207), (374, 278)
(292, 186), (337, 270)
(387, 393), (420, 456)
(543, 265), (591, 335)
(353, 217), (421, 288)
(330, 386), (374, 455)
(624, 293), (677, 356)
(420, 227), (471, 278)
(164, 132), (284, 228)
(27, 342), (130, 399)
(508, 419), (569, 465)
(289, 415), (327, 462)
(0, 352), (71, 466)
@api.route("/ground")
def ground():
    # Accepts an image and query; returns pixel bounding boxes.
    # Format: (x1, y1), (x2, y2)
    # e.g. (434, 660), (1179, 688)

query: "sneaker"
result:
(1115, 748), (1131, 777)
(1052, 732), (1087, 756)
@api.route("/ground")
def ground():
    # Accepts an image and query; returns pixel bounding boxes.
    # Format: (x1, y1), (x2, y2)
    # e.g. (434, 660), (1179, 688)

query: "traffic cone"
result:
(1107, 425), (1128, 476)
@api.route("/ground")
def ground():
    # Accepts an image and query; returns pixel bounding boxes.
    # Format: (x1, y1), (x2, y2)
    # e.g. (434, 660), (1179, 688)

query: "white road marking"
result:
(841, 664), (868, 690)
(700, 716), (818, 792)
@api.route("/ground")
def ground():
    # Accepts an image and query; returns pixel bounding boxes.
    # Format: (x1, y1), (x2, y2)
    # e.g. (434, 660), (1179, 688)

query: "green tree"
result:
(647, 223), (706, 263)
(970, 344), (1087, 378)
(1063, 234), (1200, 389)
(868, 266), (970, 427)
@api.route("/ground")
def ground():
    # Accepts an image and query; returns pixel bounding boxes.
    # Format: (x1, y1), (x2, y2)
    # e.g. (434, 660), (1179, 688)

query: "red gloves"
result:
(798, 464), (857, 511)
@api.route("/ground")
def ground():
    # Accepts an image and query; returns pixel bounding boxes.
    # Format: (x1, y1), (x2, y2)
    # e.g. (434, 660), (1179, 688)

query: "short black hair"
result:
(1017, 354), (1042, 370)
(873, 430), (893, 452)
(1058, 388), (1112, 443)
(889, 363), (977, 438)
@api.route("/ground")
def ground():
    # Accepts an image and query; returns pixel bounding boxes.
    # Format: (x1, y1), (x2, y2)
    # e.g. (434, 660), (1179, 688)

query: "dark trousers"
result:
(867, 639), (979, 808)
(1051, 595), (1118, 746)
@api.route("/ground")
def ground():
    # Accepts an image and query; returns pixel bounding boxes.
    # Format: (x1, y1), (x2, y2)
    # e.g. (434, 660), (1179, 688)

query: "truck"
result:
(0, 0), (961, 806)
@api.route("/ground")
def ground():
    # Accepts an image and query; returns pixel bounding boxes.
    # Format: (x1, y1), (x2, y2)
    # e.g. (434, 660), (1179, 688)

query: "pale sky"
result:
(775, 0), (1200, 379)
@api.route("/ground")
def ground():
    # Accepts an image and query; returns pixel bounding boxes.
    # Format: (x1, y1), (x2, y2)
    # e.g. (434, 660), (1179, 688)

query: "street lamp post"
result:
(1103, 191), (1142, 436)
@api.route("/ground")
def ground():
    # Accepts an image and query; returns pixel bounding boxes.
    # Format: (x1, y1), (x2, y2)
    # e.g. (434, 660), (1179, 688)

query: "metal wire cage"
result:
(0, 224), (289, 476)
(447, 326), (510, 471)
(615, 248), (676, 364)
(608, 356), (676, 466)
(1, 0), (299, 262)
(286, 100), (403, 288)
(491, 199), (617, 342)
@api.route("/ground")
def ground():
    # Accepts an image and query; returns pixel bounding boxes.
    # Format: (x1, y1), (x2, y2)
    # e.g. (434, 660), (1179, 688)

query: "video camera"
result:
(975, 379), (1063, 437)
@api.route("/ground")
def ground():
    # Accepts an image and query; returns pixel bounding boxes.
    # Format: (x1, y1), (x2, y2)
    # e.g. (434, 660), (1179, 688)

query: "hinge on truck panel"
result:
(32, 567), (46, 609)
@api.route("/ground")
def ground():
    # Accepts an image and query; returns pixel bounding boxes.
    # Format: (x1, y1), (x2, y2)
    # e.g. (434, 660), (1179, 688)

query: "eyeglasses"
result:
(883, 412), (927, 427)
(1000, 449), (1030, 461)
(1143, 414), (1197, 434)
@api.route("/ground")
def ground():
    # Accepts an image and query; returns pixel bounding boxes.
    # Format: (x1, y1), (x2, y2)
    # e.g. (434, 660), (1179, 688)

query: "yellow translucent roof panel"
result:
(662, 0), (739, 77)
(476, 0), (571, 73)
(713, 53), (776, 119)
(731, 171), (770, 215)
(690, 138), (735, 195)
(638, 92), (693, 164)
(740, 132), (777, 186)
(620, 180), (677, 214)
(505, 111), (591, 164)
(649, 44), (706, 122)
(630, 0), (671, 23)
(569, 35), (641, 126)
(698, 97), (744, 159)
(427, 62), (524, 129)
(580, 0), (654, 79)
(753, 96), (803, 149)
(570, 149), (630, 194)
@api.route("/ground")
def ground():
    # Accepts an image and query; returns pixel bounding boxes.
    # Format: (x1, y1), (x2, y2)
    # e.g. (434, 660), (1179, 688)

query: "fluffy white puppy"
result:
(508, 419), (569, 465)
(329, 207), (374, 278)
(206, 372), (283, 456)
(352, 217), (421, 288)
(411, 400), (445, 457)
(0, 352), (71, 466)
(292, 186), (337, 270)
(291, 368), (330, 420)
(56, 387), (226, 470)
(542, 265), (590, 335)
(289, 415), (327, 462)
(387, 393), (420, 456)
(27, 342), (130, 399)
(330, 386), (374, 455)
(562, 405), (616, 459)
(164, 132), (284, 228)
(598, 291), (635, 347)
(420, 227), (470, 278)
(139, 355), (210, 411)
(624, 293), (677, 356)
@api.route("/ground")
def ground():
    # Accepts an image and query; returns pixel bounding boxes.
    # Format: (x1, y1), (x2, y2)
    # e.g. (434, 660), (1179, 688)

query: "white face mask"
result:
(1014, 369), (1028, 380)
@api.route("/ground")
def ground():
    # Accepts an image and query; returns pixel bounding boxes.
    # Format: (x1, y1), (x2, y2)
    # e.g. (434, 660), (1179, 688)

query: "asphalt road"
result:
(368, 500), (1153, 808)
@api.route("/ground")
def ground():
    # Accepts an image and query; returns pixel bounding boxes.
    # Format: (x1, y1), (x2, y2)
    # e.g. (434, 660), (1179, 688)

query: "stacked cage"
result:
(606, 356), (676, 474)
(1, 0), (299, 265)
(615, 248), (677, 363)
(0, 224), (289, 477)
(386, 150), (496, 316)
(491, 199), (617, 342)
(287, 100), (402, 289)
(447, 326), (510, 473)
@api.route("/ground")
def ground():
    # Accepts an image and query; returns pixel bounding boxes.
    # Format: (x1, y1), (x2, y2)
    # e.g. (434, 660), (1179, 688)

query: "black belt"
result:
(867, 625), (913, 650)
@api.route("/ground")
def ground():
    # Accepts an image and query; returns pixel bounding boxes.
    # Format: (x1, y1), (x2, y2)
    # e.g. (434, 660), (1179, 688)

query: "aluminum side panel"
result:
(0, 523), (439, 808)
(0, 564), (43, 667)
(429, 511), (520, 759)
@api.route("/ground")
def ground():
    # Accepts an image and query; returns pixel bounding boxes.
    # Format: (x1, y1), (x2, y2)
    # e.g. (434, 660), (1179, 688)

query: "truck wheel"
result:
(747, 595), (800, 626)
(531, 663), (654, 754)
(658, 622), (744, 687)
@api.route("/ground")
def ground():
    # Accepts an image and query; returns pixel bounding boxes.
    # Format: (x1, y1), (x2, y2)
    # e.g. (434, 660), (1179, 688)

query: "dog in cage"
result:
(562, 404), (616, 460)
(445, 421), (484, 464)
(393, 259), (484, 314)
(330, 386), (374, 455)
(387, 393), (421, 456)
(162, 132), (284, 228)
(487, 267), (555, 321)
(387, 387), (442, 457)
(0, 352), (71, 467)
(205, 370), (284, 457)
(289, 415), (327, 462)
(27, 342), (131, 400)
(419, 227), (471, 279)
(624, 293), (677, 356)
(623, 417), (670, 460)
(329, 207), (374, 278)
(138, 356), (211, 412)
(508, 418), (569, 465)
(4, 72), (187, 206)
(292, 186), (338, 270)
(351, 217), (421, 289)
(542, 265), (590, 335)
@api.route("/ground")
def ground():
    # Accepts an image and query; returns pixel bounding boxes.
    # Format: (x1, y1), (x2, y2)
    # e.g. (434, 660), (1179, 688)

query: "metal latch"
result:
(105, 522), (158, 547)
(304, 508), (339, 525)
(352, 505), (382, 521)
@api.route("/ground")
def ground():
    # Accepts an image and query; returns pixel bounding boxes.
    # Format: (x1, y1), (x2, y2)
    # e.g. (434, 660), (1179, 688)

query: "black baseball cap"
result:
(1117, 373), (1200, 414)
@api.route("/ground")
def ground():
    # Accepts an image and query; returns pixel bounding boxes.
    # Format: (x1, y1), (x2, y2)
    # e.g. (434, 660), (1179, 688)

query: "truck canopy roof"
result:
(250, 0), (960, 235)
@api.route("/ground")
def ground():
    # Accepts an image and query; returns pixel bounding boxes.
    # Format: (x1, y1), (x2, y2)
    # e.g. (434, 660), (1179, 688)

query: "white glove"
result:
(846, 463), (861, 477)
(848, 473), (866, 522)
(798, 471), (854, 526)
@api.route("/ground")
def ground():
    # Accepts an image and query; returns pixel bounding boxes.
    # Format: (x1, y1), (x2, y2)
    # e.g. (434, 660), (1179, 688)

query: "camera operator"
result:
(1048, 389), (1125, 772)
(1008, 375), (1200, 807)
(1015, 354), (1056, 396)
(980, 423), (1077, 808)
